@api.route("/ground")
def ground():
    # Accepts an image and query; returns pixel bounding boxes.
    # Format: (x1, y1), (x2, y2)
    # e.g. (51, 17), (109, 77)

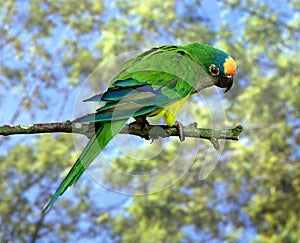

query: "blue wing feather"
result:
(75, 74), (193, 123)
(83, 78), (148, 102)
(114, 78), (148, 87)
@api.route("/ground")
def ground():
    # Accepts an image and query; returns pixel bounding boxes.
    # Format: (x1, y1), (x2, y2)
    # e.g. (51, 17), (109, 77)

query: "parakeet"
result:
(42, 43), (236, 213)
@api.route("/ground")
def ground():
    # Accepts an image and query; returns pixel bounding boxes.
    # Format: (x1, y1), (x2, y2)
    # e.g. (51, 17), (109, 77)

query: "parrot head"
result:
(213, 56), (236, 93)
(183, 43), (237, 93)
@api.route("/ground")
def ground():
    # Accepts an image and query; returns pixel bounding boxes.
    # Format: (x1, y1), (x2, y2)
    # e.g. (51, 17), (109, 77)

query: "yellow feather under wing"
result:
(148, 95), (190, 126)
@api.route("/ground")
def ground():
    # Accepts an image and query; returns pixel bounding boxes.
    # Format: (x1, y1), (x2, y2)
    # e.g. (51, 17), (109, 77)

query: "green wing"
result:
(76, 45), (202, 123)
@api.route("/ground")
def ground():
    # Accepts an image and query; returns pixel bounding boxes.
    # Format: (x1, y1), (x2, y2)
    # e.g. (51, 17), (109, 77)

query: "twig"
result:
(0, 121), (243, 150)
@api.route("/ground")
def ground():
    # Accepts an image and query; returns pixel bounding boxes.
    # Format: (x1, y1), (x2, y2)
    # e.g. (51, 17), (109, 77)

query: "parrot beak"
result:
(215, 75), (233, 93)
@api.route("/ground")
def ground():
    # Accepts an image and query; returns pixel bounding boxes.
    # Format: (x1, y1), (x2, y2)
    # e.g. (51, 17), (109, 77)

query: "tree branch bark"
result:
(0, 121), (243, 150)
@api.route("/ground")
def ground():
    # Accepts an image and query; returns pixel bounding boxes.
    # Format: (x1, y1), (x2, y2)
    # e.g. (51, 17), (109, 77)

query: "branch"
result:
(0, 121), (243, 150)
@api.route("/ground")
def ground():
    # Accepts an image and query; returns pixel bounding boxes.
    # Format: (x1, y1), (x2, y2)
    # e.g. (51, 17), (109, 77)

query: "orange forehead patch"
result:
(224, 57), (236, 76)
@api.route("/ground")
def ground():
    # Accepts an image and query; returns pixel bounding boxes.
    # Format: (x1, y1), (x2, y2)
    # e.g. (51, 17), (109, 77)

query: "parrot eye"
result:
(209, 64), (220, 76)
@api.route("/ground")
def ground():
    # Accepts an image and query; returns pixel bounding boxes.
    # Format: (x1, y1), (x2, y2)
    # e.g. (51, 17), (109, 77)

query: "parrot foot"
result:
(129, 116), (152, 140)
(130, 116), (151, 130)
(174, 121), (185, 142)
(129, 116), (163, 142)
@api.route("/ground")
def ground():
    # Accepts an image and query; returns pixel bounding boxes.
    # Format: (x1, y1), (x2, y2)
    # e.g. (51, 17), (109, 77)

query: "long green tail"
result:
(42, 120), (126, 214)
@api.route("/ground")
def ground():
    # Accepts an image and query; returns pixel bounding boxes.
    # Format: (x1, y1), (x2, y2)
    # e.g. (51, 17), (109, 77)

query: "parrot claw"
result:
(174, 121), (185, 142)
(130, 116), (161, 142)
(129, 116), (151, 130)
(129, 116), (153, 140)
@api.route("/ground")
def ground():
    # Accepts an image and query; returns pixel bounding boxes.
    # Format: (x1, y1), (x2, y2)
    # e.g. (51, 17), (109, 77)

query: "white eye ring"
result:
(209, 64), (220, 76)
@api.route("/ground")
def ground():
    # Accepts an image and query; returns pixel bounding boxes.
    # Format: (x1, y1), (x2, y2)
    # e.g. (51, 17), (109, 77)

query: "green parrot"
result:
(42, 43), (236, 213)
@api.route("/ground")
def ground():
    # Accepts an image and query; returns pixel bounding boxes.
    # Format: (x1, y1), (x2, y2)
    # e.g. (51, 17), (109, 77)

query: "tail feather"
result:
(42, 120), (126, 214)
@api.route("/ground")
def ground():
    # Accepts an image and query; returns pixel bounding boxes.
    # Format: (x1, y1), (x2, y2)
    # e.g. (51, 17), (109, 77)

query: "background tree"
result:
(0, 0), (299, 242)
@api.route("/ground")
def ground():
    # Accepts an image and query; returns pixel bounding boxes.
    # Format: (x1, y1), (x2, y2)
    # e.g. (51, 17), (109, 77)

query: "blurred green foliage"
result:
(1, 0), (300, 242)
